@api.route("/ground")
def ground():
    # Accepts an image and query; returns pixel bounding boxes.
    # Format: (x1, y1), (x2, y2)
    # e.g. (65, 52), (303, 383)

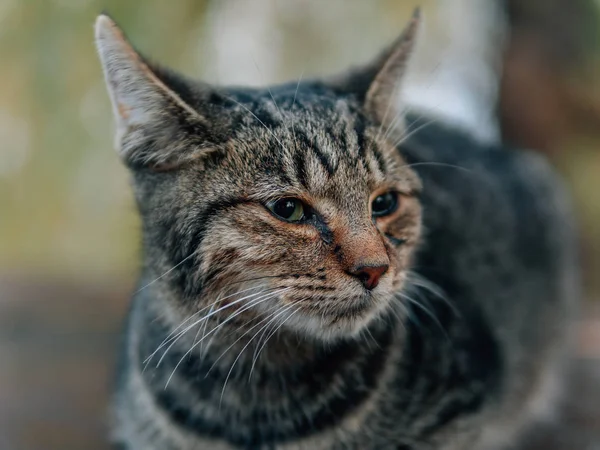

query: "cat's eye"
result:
(371, 192), (399, 217)
(267, 198), (306, 222)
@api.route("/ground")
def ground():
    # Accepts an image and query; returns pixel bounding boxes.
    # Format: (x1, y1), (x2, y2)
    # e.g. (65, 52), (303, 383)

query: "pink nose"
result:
(349, 263), (389, 290)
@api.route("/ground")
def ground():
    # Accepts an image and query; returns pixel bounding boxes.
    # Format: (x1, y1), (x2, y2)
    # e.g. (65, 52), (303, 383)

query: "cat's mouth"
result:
(326, 295), (375, 324)
(282, 288), (391, 339)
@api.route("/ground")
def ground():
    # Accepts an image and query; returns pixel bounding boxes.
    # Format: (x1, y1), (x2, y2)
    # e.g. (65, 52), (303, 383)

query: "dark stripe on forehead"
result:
(293, 149), (309, 189)
(295, 129), (335, 176)
(258, 150), (293, 185)
(353, 114), (370, 172)
(336, 121), (350, 156)
(331, 100), (357, 160)
(354, 115), (367, 159)
(371, 143), (387, 175)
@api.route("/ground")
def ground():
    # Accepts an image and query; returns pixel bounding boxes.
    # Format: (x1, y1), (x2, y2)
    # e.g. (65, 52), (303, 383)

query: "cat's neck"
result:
(130, 288), (401, 443)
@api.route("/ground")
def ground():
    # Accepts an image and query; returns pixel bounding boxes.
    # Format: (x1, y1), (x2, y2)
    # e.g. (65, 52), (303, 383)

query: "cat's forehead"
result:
(218, 86), (416, 203)
(228, 84), (369, 157)
(227, 83), (358, 126)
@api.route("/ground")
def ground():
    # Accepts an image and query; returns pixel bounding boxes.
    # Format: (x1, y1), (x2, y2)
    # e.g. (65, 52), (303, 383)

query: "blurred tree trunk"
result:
(500, 0), (600, 154)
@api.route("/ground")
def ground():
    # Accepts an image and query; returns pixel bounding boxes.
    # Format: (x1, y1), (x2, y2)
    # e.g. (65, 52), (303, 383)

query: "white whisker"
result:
(407, 271), (460, 317)
(249, 303), (302, 380)
(156, 288), (281, 369)
(224, 95), (290, 154)
(220, 304), (301, 407)
(163, 287), (291, 389)
(378, 61), (443, 146)
(206, 301), (297, 378)
(290, 71), (304, 153)
(156, 284), (266, 352)
(195, 303), (215, 358)
(389, 117), (438, 149)
(145, 287), (273, 368)
(396, 291), (451, 343)
(133, 251), (197, 295)
(401, 161), (476, 177)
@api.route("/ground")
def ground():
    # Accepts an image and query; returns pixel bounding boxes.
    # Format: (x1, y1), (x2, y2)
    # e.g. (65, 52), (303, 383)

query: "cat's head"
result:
(95, 12), (422, 340)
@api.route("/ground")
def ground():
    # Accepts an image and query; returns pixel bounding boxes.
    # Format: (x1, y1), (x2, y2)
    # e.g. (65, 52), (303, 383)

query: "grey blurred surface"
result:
(0, 274), (130, 450)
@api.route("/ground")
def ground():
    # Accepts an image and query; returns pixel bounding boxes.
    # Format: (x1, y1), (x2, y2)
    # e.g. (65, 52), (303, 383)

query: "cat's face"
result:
(96, 13), (422, 340)
(171, 92), (422, 338)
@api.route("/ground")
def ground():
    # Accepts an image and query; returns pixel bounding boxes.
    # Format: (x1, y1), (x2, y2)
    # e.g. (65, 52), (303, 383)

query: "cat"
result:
(95, 8), (580, 450)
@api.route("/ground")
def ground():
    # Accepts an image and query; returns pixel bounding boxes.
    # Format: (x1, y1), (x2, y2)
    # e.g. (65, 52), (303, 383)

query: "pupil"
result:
(276, 199), (296, 218)
(373, 193), (396, 215)
(375, 194), (389, 211)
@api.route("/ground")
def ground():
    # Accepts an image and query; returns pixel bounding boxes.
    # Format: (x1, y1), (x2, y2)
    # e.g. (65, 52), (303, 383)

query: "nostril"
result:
(350, 264), (389, 290)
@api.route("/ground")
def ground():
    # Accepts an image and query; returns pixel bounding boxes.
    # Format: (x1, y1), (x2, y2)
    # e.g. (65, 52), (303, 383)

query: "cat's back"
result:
(402, 117), (578, 313)
(399, 118), (579, 448)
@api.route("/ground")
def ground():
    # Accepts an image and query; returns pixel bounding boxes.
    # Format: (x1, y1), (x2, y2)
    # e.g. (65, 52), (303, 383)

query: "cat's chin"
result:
(283, 293), (393, 342)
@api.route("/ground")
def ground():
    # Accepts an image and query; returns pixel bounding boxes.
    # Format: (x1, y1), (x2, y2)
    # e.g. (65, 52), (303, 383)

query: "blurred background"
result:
(1, 0), (599, 449)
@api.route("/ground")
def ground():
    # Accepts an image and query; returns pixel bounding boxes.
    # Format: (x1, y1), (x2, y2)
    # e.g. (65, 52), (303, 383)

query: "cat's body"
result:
(95, 10), (579, 450)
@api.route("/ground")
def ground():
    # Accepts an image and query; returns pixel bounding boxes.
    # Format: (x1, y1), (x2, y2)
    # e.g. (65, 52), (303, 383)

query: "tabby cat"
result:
(95, 9), (579, 450)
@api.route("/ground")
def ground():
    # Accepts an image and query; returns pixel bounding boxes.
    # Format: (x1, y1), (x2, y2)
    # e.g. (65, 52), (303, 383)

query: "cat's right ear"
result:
(95, 14), (221, 170)
(329, 9), (421, 129)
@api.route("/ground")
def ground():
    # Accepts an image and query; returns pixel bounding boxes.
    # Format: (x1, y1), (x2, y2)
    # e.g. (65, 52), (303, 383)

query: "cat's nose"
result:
(336, 225), (390, 290)
(348, 263), (389, 290)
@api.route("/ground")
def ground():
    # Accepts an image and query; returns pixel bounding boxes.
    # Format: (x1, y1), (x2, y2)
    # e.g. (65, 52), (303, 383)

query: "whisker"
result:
(223, 95), (290, 154)
(250, 313), (278, 373)
(249, 303), (302, 379)
(379, 61), (443, 145)
(144, 288), (265, 368)
(406, 271), (460, 317)
(155, 288), (280, 369)
(401, 161), (476, 177)
(396, 291), (451, 343)
(145, 287), (274, 368)
(292, 72), (303, 109)
(155, 284), (267, 353)
(380, 108), (406, 144)
(388, 300), (408, 334)
(206, 301), (297, 378)
(389, 117), (438, 149)
(251, 56), (284, 120)
(216, 273), (298, 288)
(362, 327), (381, 351)
(290, 71), (304, 155)
(171, 272), (306, 362)
(381, 99), (421, 144)
(161, 292), (277, 386)
(380, 94), (451, 151)
(162, 296), (273, 387)
(195, 303), (215, 359)
(220, 304), (301, 406)
(163, 288), (291, 388)
(374, 75), (405, 146)
(133, 251), (197, 295)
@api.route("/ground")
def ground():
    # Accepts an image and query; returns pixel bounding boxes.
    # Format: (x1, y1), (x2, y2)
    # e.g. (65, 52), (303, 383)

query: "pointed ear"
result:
(95, 14), (219, 169)
(331, 9), (421, 127)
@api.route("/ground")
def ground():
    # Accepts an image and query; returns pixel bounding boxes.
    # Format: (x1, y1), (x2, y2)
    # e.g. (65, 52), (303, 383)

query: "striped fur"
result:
(96, 12), (580, 450)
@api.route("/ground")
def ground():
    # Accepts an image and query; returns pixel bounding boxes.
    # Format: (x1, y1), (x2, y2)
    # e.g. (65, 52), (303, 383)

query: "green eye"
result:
(268, 198), (306, 222)
(372, 192), (399, 217)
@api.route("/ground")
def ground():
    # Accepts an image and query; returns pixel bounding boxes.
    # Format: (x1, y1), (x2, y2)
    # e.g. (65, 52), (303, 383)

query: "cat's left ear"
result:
(331, 9), (421, 126)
